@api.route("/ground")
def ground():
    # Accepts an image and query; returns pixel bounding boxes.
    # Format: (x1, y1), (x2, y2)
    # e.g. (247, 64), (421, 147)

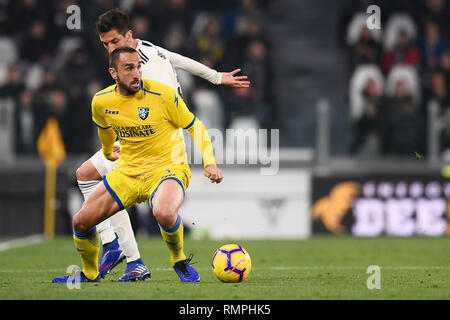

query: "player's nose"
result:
(132, 69), (141, 79)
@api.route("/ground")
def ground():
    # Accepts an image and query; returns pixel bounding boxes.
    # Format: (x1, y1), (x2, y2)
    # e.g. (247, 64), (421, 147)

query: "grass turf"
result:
(0, 235), (448, 300)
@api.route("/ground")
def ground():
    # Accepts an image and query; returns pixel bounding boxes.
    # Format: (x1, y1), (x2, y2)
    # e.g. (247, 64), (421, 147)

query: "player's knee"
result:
(76, 161), (101, 182)
(73, 213), (91, 234)
(152, 204), (177, 228)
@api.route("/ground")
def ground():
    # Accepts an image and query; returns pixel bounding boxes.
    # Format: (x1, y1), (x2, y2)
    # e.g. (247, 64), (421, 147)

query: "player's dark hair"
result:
(96, 8), (130, 35)
(109, 46), (138, 69)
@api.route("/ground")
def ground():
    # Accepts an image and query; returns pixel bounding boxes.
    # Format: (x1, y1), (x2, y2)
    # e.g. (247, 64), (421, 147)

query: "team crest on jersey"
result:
(138, 107), (149, 120)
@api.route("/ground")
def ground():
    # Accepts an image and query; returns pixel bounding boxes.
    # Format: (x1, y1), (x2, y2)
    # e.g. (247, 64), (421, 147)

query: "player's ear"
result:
(125, 30), (133, 43)
(109, 67), (118, 81)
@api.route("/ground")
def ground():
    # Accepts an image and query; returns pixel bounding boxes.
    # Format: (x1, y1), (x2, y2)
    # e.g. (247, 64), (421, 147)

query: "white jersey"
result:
(135, 39), (222, 97)
(135, 39), (182, 95)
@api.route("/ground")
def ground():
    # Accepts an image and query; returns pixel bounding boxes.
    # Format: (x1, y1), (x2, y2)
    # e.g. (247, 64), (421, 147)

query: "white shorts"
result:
(89, 141), (119, 177)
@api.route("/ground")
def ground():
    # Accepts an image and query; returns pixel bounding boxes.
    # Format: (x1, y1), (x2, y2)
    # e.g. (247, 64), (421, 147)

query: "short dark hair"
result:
(96, 9), (130, 35)
(109, 46), (138, 69)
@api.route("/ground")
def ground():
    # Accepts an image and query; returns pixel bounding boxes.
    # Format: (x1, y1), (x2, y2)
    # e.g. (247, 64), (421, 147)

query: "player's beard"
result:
(117, 76), (140, 95)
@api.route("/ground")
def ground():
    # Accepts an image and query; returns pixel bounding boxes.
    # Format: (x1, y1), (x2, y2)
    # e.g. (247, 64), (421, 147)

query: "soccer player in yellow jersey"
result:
(75, 9), (249, 281)
(52, 46), (222, 283)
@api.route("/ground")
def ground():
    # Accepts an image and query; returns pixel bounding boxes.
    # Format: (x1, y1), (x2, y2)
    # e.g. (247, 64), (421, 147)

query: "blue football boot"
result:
(118, 258), (151, 282)
(98, 239), (125, 278)
(173, 254), (200, 282)
(52, 270), (100, 283)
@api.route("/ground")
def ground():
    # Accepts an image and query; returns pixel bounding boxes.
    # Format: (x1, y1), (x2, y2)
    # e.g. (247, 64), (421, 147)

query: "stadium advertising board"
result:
(180, 168), (311, 239)
(312, 174), (450, 237)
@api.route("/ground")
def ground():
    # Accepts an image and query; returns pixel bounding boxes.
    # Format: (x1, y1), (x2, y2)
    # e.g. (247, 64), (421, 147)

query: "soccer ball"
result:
(211, 244), (251, 283)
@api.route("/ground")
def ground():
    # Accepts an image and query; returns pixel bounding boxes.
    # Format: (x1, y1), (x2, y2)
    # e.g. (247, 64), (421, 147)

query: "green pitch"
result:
(0, 236), (449, 300)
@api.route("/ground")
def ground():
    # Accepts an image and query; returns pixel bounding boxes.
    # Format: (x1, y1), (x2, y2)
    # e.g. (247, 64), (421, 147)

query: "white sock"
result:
(109, 209), (141, 263)
(77, 180), (116, 245)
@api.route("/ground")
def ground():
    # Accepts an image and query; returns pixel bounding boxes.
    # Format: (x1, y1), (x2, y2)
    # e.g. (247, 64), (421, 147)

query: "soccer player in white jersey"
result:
(76, 8), (250, 281)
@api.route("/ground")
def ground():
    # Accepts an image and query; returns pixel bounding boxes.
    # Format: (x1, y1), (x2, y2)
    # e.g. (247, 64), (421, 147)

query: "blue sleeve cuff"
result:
(183, 116), (196, 129)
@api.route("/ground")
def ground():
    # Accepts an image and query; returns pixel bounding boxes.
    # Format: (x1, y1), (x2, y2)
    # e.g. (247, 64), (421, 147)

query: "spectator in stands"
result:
(41, 69), (58, 91)
(418, 20), (448, 70)
(348, 25), (382, 73)
(128, 0), (162, 35)
(8, 0), (51, 37)
(225, 15), (269, 70)
(232, 0), (264, 38)
(381, 29), (420, 74)
(55, 47), (94, 153)
(34, 68), (59, 108)
(160, 0), (194, 40)
(438, 50), (450, 90)
(221, 36), (271, 128)
(0, 5), (11, 36)
(42, 89), (74, 151)
(241, 38), (272, 127)
(417, 0), (450, 38)
(423, 64), (450, 152)
(386, 80), (415, 112)
(0, 65), (24, 100)
(193, 14), (226, 69)
(131, 15), (152, 42)
(349, 78), (385, 156)
(54, 49), (89, 121)
(20, 20), (54, 63)
(422, 70), (450, 114)
(0, 65), (33, 153)
(162, 23), (189, 57)
(385, 65), (421, 108)
(421, 70), (450, 152)
(349, 64), (384, 120)
(15, 90), (35, 153)
(383, 80), (426, 156)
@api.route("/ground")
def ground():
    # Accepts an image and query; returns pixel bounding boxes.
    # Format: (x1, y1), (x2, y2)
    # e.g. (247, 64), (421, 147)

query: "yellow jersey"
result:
(92, 78), (215, 176)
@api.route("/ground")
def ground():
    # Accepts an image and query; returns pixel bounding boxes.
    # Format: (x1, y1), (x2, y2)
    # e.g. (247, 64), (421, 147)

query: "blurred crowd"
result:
(0, 0), (273, 155)
(338, 0), (450, 157)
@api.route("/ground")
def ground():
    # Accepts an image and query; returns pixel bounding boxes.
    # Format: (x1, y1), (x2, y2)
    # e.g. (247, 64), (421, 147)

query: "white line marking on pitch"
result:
(0, 266), (449, 273)
(268, 266), (450, 270)
(0, 234), (44, 252)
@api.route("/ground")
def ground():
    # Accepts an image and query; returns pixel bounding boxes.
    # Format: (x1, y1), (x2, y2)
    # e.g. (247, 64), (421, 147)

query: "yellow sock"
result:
(159, 215), (186, 265)
(73, 228), (100, 280)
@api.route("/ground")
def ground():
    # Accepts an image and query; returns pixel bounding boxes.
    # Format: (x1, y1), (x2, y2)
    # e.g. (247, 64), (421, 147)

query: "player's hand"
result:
(220, 69), (250, 88)
(108, 145), (121, 161)
(113, 144), (121, 156)
(204, 164), (223, 184)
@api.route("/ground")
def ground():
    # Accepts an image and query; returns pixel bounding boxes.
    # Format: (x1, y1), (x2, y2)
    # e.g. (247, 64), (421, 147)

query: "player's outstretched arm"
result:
(161, 48), (250, 87)
(161, 84), (224, 183)
(185, 119), (223, 184)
